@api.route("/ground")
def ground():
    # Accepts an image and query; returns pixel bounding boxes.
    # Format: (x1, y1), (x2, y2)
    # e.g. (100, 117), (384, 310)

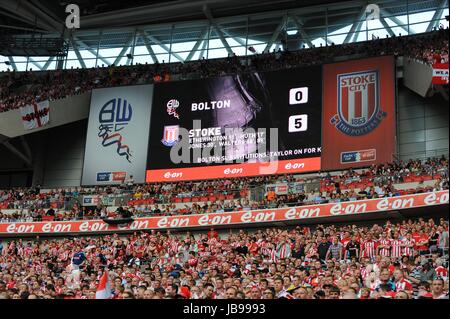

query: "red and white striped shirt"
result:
(391, 239), (403, 259)
(360, 267), (368, 280)
(158, 255), (172, 266)
(402, 238), (415, 256)
(269, 249), (278, 262)
(169, 241), (180, 255)
(378, 239), (391, 257)
(395, 278), (413, 292)
(362, 240), (377, 258)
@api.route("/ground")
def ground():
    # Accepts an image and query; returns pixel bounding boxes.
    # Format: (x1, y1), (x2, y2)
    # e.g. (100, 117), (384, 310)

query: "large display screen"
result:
(321, 56), (396, 170)
(82, 85), (153, 185)
(146, 67), (323, 182)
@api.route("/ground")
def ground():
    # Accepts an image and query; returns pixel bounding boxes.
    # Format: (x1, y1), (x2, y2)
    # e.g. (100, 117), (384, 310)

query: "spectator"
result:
(326, 237), (343, 261)
(431, 278), (448, 299)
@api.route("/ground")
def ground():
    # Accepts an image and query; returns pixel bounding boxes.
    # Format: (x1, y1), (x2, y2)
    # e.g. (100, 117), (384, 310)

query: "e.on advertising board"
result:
(1, 191), (447, 235)
(322, 56), (396, 170)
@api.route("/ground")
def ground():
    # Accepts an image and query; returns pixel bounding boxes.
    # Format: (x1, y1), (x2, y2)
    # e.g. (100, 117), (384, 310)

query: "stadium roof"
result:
(0, 0), (344, 32)
(0, 0), (448, 71)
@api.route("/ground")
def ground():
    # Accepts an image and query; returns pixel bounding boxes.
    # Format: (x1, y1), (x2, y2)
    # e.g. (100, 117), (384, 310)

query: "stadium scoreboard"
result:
(82, 56), (396, 185)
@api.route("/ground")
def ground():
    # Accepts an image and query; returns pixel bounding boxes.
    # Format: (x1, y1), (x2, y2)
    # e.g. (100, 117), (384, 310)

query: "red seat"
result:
(174, 197), (182, 203)
(183, 197), (191, 203)
(403, 177), (413, 183)
(192, 197), (200, 202)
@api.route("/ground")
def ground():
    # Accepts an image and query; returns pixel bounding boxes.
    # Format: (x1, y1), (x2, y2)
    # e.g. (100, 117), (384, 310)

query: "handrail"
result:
(0, 190), (448, 235)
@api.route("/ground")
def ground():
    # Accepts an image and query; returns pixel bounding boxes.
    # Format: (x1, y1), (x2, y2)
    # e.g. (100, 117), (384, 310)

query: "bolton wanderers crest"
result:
(97, 98), (133, 163)
(167, 99), (180, 119)
(330, 70), (386, 136)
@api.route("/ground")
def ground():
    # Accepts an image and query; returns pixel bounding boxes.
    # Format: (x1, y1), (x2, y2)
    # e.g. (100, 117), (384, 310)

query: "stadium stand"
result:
(0, 156), (448, 221)
(0, 0), (448, 303)
(0, 218), (448, 299)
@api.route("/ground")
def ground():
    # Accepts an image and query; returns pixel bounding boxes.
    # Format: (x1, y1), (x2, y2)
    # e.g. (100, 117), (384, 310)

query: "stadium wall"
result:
(41, 121), (87, 188)
(0, 137), (36, 188)
(397, 84), (449, 161)
(0, 121), (87, 188)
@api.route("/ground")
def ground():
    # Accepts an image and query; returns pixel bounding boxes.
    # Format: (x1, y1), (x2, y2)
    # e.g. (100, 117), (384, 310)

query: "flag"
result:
(20, 100), (50, 130)
(96, 270), (112, 299)
(276, 242), (292, 259)
(432, 63), (449, 85)
(277, 290), (295, 299)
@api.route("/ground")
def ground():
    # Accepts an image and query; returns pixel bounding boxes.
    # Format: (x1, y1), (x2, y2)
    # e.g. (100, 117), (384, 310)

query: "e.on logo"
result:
(224, 168), (243, 175)
(424, 192), (449, 205)
(241, 211), (276, 223)
(79, 222), (109, 232)
(164, 171), (183, 179)
(284, 162), (305, 170)
(42, 223), (72, 233)
(6, 223), (35, 233)
(284, 207), (321, 219)
(376, 197), (414, 211)
(157, 217), (190, 228)
(198, 214), (232, 226)
(330, 202), (368, 215)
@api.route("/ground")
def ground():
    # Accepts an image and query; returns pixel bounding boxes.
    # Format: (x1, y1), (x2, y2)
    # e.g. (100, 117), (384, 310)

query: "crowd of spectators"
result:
(0, 28), (448, 113)
(0, 217), (448, 299)
(0, 156), (448, 223)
